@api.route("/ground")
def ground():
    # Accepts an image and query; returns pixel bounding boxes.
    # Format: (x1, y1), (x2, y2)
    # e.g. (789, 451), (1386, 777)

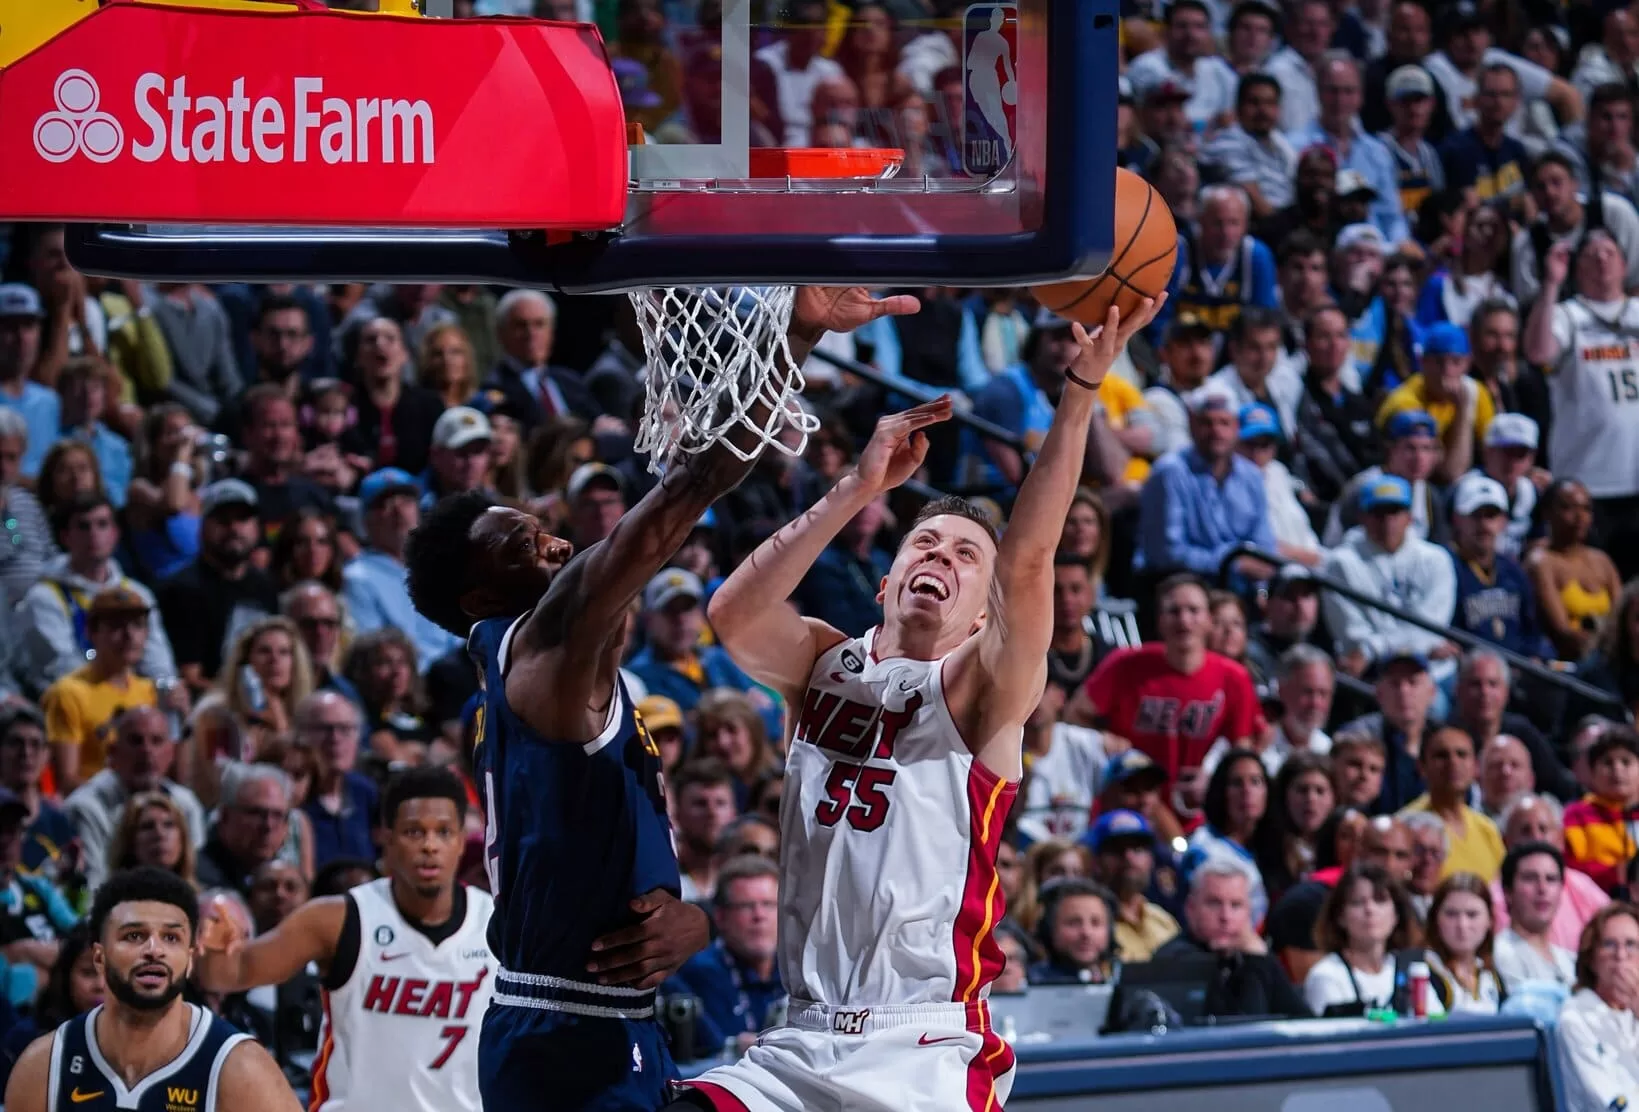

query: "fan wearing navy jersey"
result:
(193, 767), (489, 1112)
(401, 287), (919, 1112)
(3, 867), (298, 1112)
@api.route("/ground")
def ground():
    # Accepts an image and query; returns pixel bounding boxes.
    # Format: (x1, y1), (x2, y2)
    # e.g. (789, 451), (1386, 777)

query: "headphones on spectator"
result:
(1034, 877), (1120, 966)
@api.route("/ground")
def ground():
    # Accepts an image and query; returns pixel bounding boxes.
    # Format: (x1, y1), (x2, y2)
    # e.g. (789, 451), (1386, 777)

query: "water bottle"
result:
(1407, 960), (1432, 1019)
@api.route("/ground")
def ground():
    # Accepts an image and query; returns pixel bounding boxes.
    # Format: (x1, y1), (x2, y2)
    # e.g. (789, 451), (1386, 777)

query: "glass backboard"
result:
(47, 0), (1119, 290)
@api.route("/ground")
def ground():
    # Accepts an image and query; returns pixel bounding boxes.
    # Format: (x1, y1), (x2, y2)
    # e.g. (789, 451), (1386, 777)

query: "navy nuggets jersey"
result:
(469, 614), (682, 1112)
(47, 1004), (247, 1111)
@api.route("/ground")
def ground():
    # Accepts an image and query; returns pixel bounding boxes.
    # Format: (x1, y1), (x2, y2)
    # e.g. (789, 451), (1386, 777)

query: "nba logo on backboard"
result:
(961, 3), (1018, 175)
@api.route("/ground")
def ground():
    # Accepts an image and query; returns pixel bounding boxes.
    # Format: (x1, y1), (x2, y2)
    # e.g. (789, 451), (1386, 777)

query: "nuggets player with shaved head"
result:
(4, 867), (299, 1112)
(669, 296), (1163, 1112)
(193, 767), (489, 1112)
(401, 287), (918, 1112)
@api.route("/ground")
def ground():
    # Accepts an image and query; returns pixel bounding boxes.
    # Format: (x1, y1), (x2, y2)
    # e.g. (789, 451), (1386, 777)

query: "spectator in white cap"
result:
(1202, 74), (1297, 218)
(1448, 473), (1555, 660)
(1289, 54), (1411, 246)
(1466, 410), (1544, 560)
(1136, 380), (1278, 581)
(0, 283), (59, 479)
(1126, 0), (1238, 133)
(1375, 65), (1446, 221)
(625, 568), (779, 736)
(422, 405), (494, 510)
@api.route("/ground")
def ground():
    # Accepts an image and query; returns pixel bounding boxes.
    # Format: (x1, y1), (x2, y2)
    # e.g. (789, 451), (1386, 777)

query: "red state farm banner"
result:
(0, 2), (629, 229)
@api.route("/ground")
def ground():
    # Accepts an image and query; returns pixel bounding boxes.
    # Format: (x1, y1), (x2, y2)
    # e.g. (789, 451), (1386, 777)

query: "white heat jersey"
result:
(312, 879), (495, 1112)
(780, 628), (1019, 1007)
(1547, 297), (1639, 498)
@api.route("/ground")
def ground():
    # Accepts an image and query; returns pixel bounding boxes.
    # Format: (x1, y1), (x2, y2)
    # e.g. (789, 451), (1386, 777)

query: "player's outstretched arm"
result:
(517, 288), (920, 660)
(709, 397), (954, 705)
(194, 893), (344, 993)
(218, 1039), (305, 1111)
(952, 299), (1163, 754)
(2, 1031), (51, 1112)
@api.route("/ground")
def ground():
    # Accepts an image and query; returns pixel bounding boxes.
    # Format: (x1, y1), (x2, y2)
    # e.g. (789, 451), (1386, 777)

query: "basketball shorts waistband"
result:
(787, 998), (992, 1036)
(493, 967), (657, 1020)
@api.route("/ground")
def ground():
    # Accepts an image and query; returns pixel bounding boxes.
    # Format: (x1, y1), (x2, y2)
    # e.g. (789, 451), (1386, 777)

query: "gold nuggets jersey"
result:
(780, 629), (1019, 1007)
(311, 879), (495, 1112)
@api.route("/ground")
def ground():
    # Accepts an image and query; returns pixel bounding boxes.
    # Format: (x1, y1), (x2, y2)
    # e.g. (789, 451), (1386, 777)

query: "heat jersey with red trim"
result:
(310, 878), (494, 1112)
(781, 628), (1019, 1007)
(1082, 644), (1261, 782)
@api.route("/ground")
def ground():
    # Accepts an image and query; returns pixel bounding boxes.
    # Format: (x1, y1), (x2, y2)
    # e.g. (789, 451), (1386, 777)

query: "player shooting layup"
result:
(401, 287), (917, 1112)
(671, 297), (1161, 1112)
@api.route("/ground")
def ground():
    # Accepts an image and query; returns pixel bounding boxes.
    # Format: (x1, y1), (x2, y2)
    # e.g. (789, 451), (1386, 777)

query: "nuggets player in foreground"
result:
(671, 297), (1162, 1112)
(193, 767), (488, 1112)
(400, 288), (918, 1112)
(5, 867), (299, 1112)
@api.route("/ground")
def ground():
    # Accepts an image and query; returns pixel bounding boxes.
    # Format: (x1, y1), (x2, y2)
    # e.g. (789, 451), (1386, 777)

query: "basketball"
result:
(1031, 168), (1178, 327)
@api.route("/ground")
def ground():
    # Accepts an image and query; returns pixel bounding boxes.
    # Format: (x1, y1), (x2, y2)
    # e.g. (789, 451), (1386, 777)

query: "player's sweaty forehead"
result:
(899, 514), (997, 556)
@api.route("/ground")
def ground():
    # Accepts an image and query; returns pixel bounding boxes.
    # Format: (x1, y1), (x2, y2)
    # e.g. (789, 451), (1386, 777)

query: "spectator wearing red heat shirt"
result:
(1068, 574), (1263, 808)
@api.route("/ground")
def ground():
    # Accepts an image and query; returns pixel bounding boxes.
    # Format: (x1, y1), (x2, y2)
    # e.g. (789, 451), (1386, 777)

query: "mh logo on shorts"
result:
(34, 70), (124, 164)
(832, 1009), (871, 1035)
(961, 3), (1018, 175)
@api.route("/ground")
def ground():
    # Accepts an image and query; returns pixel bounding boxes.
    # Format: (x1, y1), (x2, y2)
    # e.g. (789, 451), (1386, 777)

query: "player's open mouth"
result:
(908, 573), (949, 601)
(133, 966), (169, 988)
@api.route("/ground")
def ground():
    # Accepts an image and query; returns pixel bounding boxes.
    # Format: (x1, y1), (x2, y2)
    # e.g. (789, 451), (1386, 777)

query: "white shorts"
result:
(681, 999), (1016, 1112)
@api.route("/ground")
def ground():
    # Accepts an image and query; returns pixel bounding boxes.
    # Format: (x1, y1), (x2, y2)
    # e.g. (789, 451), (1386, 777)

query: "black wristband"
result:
(1065, 369), (1101, 391)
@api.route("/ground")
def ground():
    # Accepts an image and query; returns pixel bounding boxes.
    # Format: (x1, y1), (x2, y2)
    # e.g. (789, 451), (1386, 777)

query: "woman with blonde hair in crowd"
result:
(1011, 838), (1091, 933)
(695, 688), (778, 810)
(1426, 872), (1505, 1013)
(186, 617), (314, 804)
(417, 321), (479, 409)
(105, 791), (198, 887)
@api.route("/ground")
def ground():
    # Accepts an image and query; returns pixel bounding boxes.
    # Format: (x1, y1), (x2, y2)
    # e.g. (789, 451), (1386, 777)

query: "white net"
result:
(627, 285), (820, 475)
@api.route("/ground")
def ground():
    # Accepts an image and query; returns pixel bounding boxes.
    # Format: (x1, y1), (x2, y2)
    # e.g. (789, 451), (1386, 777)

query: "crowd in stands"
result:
(3, 0), (1639, 1105)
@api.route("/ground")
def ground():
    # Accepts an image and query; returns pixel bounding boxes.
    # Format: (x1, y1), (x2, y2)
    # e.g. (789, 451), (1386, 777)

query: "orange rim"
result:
(747, 147), (904, 179)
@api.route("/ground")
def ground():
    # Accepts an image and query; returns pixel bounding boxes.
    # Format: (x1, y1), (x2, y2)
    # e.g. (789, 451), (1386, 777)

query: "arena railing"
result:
(1216, 544), (1629, 715)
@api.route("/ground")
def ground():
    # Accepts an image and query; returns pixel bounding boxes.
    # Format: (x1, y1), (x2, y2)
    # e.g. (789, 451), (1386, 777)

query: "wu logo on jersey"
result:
(165, 1086), (199, 1111)
(961, 3), (1018, 175)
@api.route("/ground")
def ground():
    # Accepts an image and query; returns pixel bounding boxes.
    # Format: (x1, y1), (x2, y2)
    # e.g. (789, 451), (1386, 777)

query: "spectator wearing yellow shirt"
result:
(1399, 726), (1507, 883)
(1376, 322), (1495, 483)
(40, 586), (160, 796)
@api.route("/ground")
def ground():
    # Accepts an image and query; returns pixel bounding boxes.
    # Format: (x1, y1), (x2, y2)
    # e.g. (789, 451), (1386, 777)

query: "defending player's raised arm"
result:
(194, 893), (344, 994)
(709, 397), (954, 704)
(519, 287), (920, 655)
(972, 298), (1163, 726)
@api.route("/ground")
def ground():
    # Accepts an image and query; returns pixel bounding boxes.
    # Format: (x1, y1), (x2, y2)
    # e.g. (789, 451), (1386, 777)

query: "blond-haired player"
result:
(667, 296), (1162, 1112)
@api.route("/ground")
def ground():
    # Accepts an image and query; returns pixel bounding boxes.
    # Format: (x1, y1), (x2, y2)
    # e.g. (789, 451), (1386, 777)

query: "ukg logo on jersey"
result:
(32, 69), (437, 166)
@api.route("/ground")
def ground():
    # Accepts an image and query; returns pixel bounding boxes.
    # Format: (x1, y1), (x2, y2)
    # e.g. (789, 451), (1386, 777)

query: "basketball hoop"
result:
(627, 147), (902, 475)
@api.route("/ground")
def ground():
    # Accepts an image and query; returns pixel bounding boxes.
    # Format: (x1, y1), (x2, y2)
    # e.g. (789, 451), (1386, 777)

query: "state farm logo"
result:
(32, 69), (436, 166)
(34, 70), (123, 163)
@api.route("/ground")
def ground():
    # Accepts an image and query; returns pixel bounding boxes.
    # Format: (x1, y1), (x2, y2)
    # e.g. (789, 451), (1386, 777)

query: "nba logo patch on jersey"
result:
(961, 3), (1018, 175)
